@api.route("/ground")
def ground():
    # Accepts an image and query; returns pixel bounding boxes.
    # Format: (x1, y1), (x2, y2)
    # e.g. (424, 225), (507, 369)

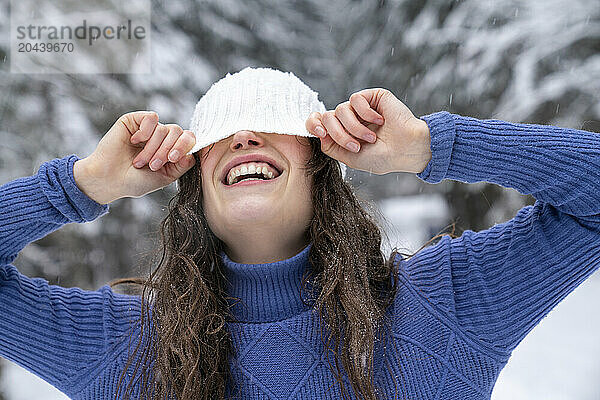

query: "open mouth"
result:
(223, 161), (282, 186)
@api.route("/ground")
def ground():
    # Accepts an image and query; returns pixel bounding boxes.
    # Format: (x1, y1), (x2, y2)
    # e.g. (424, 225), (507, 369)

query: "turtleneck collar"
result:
(220, 243), (315, 323)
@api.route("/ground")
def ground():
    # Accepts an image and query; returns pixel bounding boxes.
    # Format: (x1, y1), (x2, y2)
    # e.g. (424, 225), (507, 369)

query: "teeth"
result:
(226, 162), (279, 185)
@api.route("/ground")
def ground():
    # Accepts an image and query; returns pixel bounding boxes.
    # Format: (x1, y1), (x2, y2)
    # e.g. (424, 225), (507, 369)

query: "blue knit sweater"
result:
(1, 111), (599, 399)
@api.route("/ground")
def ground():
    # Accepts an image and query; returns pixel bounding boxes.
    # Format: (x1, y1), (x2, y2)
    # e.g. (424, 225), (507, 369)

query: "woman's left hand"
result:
(305, 88), (432, 175)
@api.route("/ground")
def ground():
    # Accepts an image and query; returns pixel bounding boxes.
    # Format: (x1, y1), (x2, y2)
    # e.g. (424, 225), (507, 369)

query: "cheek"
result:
(300, 176), (313, 207)
(292, 178), (314, 230)
(199, 152), (218, 189)
(283, 139), (313, 197)
(287, 138), (312, 163)
(291, 167), (313, 216)
(200, 178), (220, 236)
(199, 159), (217, 214)
(200, 170), (215, 211)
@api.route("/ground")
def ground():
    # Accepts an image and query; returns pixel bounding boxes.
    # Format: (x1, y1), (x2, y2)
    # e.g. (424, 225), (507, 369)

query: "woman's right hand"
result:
(73, 111), (196, 204)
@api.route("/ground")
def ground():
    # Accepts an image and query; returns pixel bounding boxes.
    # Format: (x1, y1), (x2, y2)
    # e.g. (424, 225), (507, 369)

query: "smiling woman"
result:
(1, 67), (599, 400)
(108, 68), (406, 399)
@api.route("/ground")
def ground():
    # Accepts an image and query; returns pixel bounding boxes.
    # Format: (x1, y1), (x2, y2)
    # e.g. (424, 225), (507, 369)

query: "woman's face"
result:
(200, 130), (314, 259)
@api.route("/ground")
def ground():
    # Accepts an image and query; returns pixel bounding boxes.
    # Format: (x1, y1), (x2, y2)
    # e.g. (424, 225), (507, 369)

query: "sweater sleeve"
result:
(399, 111), (600, 355)
(0, 154), (109, 265)
(0, 155), (141, 397)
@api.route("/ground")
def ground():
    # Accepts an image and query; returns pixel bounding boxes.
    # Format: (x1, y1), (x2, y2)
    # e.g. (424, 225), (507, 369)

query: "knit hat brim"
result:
(186, 67), (347, 179)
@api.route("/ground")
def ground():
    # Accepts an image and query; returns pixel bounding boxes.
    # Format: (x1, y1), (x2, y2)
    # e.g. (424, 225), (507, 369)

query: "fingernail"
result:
(134, 160), (144, 168)
(314, 126), (326, 137)
(366, 133), (376, 143)
(168, 150), (180, 162)
(346, 142), (360, 153)
(375, 117), (384, 125)
(150, 159), (163, 171)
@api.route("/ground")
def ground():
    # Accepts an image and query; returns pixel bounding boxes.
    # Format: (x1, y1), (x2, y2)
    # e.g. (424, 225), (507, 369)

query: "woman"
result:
(0, 67), (598, 400)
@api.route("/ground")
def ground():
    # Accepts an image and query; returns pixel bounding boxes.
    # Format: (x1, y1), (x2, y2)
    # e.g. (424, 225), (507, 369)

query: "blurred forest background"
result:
(0, 0), (599, 399)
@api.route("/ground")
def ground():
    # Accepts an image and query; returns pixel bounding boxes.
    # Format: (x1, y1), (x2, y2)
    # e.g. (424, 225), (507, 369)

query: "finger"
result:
(318, 133), (361, 170)
(167, 130), (196, 163)
(119, 111), (158, 133)
(127, 112), (159, 143)
(335, 102), (377, 143)
(305, 111), (326, 138)
(132, 123), (169, 168)
(164, 153), (196, 180)
(319, 132), (347, 161)
(349, 92), (384, 125)
(148, 124), (183, 171)
(322, 111), (361, 153)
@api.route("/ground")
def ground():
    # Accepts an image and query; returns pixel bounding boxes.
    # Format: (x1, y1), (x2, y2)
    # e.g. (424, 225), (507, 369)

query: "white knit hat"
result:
(186, 67), (347, 179)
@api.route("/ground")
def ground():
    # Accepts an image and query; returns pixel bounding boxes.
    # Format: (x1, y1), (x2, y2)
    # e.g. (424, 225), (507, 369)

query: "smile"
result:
(223, 168), (283, 188)
(226, 161), (280, 185)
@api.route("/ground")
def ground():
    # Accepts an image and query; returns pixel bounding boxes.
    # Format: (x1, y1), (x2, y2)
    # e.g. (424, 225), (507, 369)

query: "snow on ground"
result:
(0, 362), (68, 400)
(1, 194), (599, 399)
(491, 269), (600, 400)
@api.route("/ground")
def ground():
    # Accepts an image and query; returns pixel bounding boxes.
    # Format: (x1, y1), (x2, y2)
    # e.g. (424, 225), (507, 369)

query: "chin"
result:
(226, 197), (280, 223)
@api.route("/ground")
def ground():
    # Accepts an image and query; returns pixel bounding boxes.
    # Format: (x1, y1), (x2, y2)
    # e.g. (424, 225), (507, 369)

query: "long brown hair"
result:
(110, 136), (452, 399)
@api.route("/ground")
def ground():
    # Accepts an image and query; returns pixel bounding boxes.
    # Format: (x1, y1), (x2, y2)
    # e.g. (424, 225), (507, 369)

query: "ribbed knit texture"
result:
(186, 67), (347, 178)
(188, 67), (326, 154)
(1, 112), (599, 399)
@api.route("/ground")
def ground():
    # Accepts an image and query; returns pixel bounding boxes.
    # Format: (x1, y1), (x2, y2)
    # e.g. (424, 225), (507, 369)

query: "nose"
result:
(230, 130), (264, 151)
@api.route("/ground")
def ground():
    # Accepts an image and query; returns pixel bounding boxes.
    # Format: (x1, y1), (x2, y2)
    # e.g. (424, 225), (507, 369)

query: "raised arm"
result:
(401, 111), (600, 354)
(305, 90), (599, 356)
(0, 154), (136, 396)
(0, 155), (109, 265)
(0, 112), (196, 397)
